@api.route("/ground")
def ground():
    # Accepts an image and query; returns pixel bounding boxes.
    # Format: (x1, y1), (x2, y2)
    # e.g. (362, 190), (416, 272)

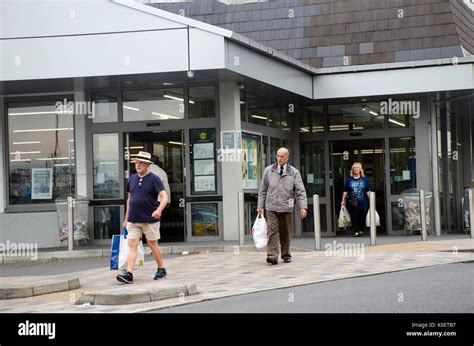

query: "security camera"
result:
(237, 83), (244, 90)
(187, 70), (194, 78)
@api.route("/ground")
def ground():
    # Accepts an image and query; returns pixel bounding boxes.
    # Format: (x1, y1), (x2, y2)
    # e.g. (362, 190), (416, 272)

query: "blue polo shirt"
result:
(126, 172), (164, 223)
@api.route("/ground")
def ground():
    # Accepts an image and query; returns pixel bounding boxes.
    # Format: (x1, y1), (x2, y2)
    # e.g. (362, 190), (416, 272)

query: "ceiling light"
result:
(163, 94), (195, 104)
(389, 118), (405, 127)
(123, 106), (140, 111)
(10, 151), (41, 155)
(12, 141), (41, 145)
(13, 128), (73, 133)
(151, 112), (181, 119)
(251, 115), (267, 120)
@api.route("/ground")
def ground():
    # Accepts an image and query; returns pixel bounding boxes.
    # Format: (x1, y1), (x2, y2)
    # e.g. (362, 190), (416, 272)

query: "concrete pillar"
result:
(73, 82), (88, 197)
(292, 108), (302, 237)
(219, 82), (243, 241)
(0, 96), (5, 212)
(415, 96), (431, 191)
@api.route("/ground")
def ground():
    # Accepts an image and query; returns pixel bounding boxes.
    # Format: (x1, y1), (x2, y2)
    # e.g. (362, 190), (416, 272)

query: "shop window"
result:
(302, 204), (327, 233)
(301, 141), (325, 197)
(247, 93), (268, 127)
(269, 100), (281, 129)
(242, 132), (261, 190)
(189, 86), (216, 118)
(240, 91), (247, 121)
(190, 129), (217, 195)
(94, 206), (121, 239)
(7, 100), (75, 205)
(123, 88), (185, 121)
(329, 103), (384, 131)
(92, 92), (118, 123)
(93, 133), (120, 199)
(389, 137), (416, 195)
(270, 137), (281, 160)
(191, 203), (219, 237)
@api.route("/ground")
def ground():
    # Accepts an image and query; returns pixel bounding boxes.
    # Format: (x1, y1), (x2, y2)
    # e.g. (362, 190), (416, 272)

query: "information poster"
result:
(242, 133), (261, 190)
(31, 168), (53, 199)
(191, 129), (216, 194)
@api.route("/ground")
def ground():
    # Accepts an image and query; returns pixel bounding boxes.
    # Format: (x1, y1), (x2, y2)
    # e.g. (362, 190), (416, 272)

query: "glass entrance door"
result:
(330, 139), (386, 234)
(124, 131), (185, 242)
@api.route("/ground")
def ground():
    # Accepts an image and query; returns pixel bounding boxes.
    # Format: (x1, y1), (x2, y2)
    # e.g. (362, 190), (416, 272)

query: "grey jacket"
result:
(257, 163), (308, 213)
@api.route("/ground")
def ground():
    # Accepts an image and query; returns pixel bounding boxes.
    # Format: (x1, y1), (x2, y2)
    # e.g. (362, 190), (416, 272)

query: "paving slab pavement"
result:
(0, 238), (473, 313)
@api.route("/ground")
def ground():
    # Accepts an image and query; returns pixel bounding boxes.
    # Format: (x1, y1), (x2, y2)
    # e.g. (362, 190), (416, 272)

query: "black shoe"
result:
(283, 258), (292, 263)
(266, 257), (278, 265)
(154, 268), (167, 280)
(116, 270), (133, 284)
(358, 231), (363, 236)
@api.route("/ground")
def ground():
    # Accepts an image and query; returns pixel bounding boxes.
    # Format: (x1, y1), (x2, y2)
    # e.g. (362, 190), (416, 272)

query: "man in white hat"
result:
(117, 151), (169, 284)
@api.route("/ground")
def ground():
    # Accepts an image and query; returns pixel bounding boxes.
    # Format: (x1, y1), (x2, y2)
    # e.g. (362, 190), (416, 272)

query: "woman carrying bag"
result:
(341, 162), (372, 237)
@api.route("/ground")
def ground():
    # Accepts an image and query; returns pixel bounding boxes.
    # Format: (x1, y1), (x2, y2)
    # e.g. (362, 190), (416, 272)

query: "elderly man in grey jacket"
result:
(257, 147), (308, 265)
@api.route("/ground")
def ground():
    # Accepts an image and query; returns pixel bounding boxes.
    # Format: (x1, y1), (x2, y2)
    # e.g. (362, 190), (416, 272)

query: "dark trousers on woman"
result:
(347, 205), (367, 233)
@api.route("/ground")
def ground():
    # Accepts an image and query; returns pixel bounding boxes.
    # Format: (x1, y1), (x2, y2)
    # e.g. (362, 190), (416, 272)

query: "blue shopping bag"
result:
(110, 228), (127, 270)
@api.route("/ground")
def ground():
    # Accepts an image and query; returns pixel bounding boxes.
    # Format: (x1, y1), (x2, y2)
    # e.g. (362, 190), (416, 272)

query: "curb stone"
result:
(75, 283), (198, 305)
(0, 278), (81, 299)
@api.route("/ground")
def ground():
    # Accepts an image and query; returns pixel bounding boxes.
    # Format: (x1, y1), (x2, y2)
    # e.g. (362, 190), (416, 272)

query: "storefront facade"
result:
(1, 0), (473, 248)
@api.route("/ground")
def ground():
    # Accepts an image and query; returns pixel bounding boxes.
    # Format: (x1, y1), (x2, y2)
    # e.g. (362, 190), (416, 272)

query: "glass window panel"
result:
(240, 91), (246, 121)
(391, 202), (406, 231)
(94, 206), (121, 239)
(387, 99), (416, 128)
(302, 204), (327, 233)
(301, 142), (325, 197)
(281, 106), (291, 132)
(247, 93), (267, 126)
(191, 203), (219, 237)
(299, 110), (311, 133)
(270, 137), (281, 162)
(189, 86), (216, 118)
(93, 133), (120, 199)
(8, 100), (75, 205)
(282, 140), (293, 157)
(123, 89), (184, 121)
(389, 137), (416, 195)
(329, 103), (384, 131)
(92, 92), (118, 123)
(269, 100), (281, 129)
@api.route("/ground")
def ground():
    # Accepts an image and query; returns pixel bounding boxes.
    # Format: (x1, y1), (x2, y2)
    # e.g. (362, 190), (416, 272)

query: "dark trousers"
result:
(347, 205), (367, 233)
(266, 210), (293, 260)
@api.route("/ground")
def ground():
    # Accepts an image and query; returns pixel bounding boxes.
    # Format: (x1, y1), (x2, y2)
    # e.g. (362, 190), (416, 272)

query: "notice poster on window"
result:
(31, 168), (53, 200)
(194, 143), (214, 159)
(194, 176), (215, 192)
(242, 133), (260, 190)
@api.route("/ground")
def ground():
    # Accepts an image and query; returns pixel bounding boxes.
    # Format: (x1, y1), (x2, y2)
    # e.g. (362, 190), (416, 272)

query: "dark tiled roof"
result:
(147, 0), (473, 68)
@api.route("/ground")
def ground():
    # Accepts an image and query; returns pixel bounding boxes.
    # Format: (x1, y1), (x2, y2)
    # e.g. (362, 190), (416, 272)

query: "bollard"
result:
(469, 189), (474, 239)
(419, 190), (427, 241)
(313, 194), (321, 250)
(67, 196), (74, 252)
(369, 192), (376, 246)
(238, 191), (245, 246)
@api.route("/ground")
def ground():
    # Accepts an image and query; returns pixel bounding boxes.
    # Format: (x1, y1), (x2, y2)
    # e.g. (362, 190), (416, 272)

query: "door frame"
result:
(329, 137), (388, 235)
(301, 127), (415, 235)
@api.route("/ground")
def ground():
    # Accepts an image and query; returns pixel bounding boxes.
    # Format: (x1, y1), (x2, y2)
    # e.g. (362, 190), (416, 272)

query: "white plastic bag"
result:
(338, 206), (351, 228)
(366, 209), (381, 227)
(118, 234), (145, 270)
(252, 214), (268, 249)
